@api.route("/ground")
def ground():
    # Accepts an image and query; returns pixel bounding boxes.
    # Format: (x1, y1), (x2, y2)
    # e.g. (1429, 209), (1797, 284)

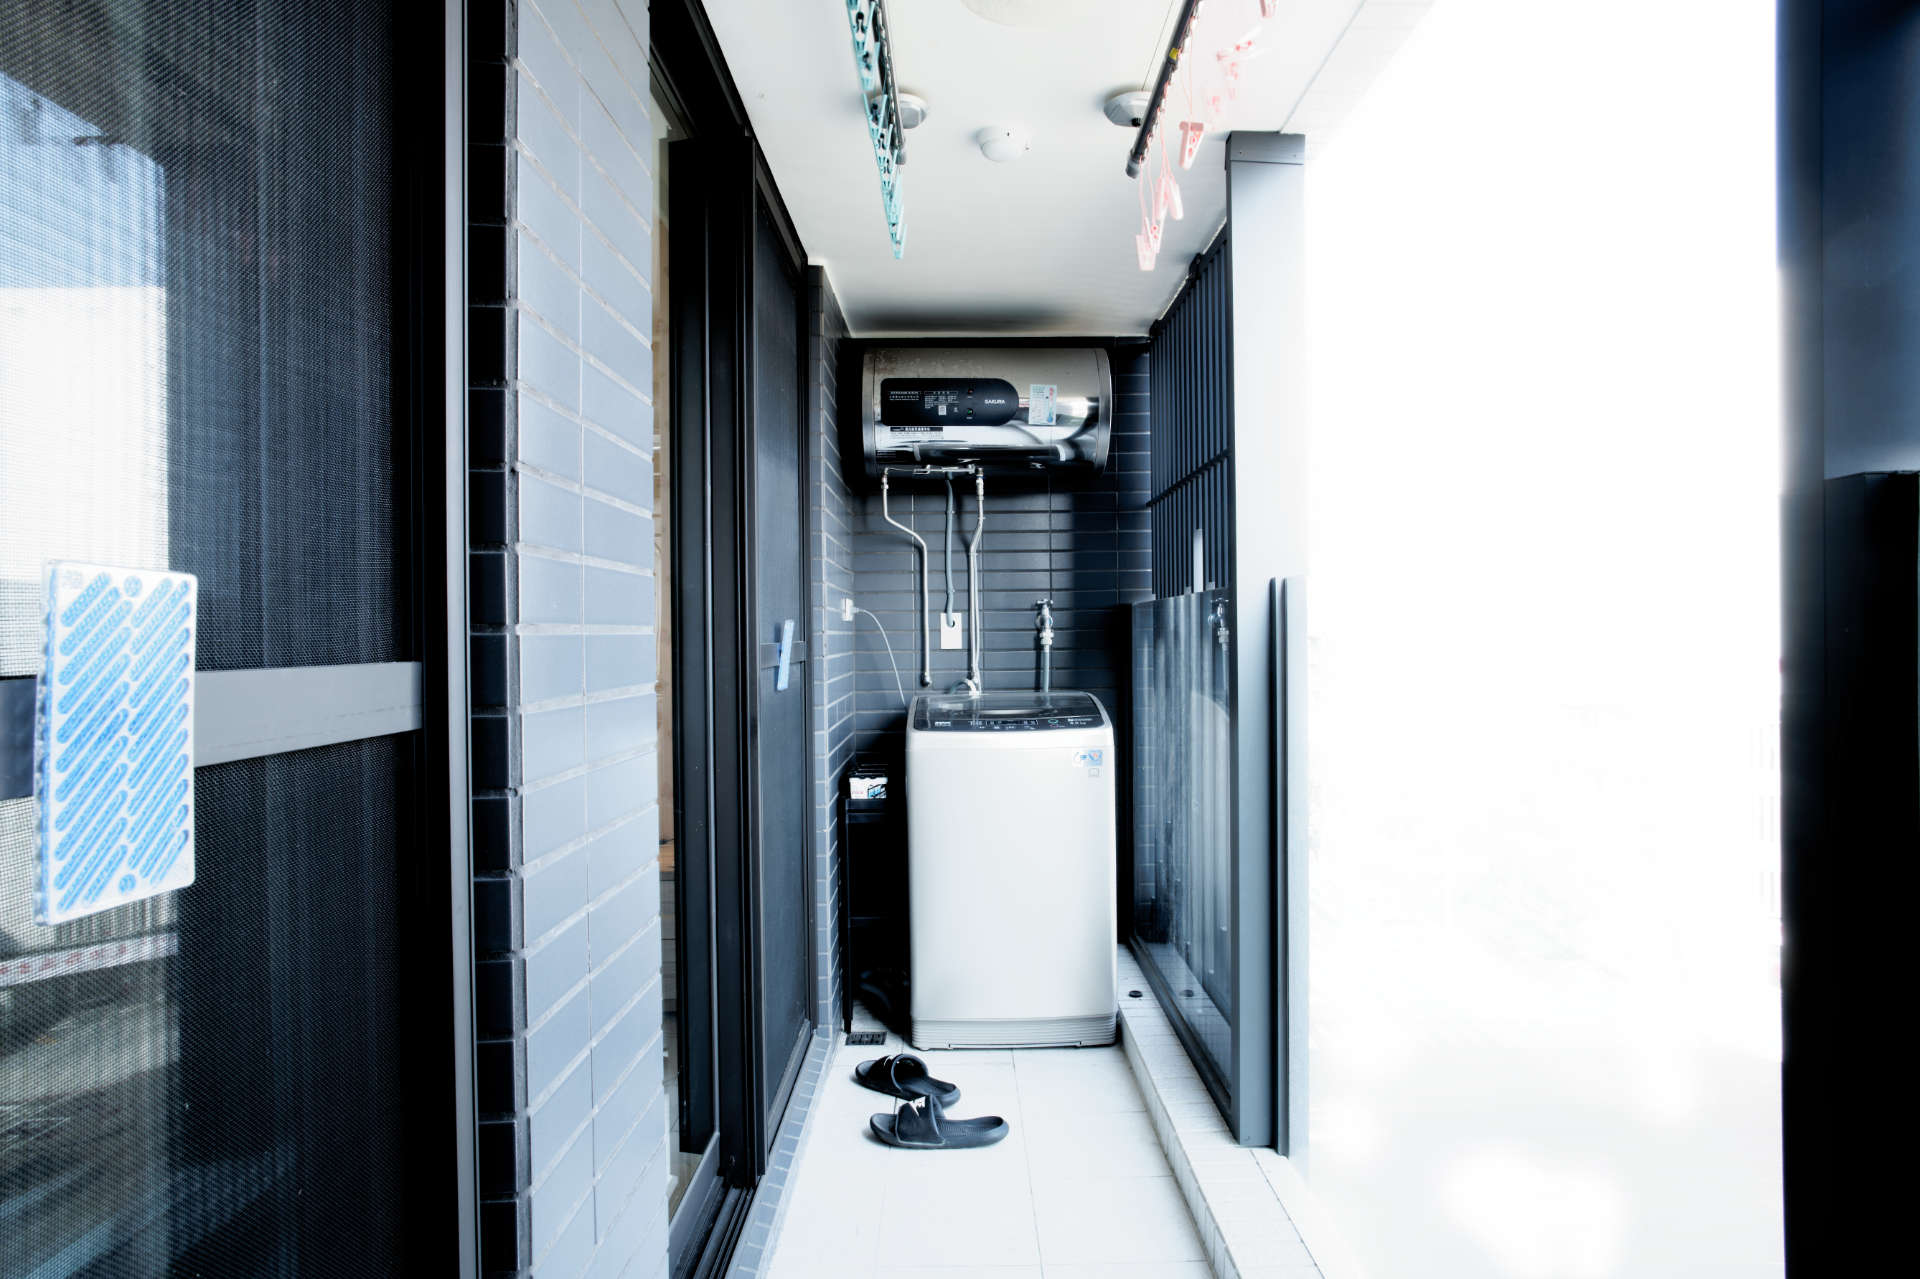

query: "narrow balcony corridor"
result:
(763, 1027), (1207, 1278)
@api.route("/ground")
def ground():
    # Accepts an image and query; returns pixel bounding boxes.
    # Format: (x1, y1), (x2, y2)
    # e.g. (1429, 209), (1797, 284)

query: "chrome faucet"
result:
(1035, 597), (1056, 693)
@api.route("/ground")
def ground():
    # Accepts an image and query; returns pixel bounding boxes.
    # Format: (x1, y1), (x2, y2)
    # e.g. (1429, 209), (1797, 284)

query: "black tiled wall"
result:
(842, 343), (1152, 763)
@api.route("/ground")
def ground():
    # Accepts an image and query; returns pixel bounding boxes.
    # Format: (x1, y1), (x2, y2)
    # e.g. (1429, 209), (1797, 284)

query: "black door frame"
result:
(419, 1), (478, 1270)
(654, 2), (816, 1273)
(654, 5), (748, 1263)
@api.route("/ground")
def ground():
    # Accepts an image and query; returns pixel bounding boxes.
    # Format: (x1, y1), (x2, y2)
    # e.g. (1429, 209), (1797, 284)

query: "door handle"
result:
(775, 619), (795, 691)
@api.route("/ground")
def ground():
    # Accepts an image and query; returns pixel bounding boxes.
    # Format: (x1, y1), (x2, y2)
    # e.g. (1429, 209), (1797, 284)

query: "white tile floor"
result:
(762, 1028), (1210, 1279)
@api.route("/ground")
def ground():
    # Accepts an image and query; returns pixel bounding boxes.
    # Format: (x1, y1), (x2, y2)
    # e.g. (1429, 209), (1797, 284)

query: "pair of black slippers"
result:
(854, 1052), (1010, 1150)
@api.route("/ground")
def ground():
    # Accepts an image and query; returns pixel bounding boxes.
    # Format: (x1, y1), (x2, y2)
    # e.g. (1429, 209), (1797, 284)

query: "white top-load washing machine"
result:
(904, 691), (1118, 1049)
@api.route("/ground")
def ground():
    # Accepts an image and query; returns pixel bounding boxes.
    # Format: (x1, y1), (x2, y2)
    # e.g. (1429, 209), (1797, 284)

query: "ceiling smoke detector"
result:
(1104, 90), (1153, 129)
(975, 125), (1032, 162)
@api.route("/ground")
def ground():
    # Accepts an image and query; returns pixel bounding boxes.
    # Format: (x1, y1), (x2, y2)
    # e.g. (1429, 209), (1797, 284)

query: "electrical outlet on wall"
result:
(840, 597), (855, 622)
(939, 612), (964, 649)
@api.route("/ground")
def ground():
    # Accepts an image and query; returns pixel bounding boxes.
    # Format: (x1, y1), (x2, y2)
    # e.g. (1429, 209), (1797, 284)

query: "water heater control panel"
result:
(881, 378), (1021, 427)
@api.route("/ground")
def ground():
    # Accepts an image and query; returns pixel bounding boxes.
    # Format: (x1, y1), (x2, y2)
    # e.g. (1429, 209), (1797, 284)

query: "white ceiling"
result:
(701, 0), (1430, 336)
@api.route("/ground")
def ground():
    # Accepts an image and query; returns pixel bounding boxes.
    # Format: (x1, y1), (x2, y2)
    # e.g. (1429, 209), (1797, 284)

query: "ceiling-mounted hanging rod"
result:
(845, 1), (908, 256)
(1126, 0), (1204, 179)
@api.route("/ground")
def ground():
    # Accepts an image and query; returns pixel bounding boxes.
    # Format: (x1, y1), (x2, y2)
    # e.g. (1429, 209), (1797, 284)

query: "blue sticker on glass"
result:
(35, 561), (197, 923)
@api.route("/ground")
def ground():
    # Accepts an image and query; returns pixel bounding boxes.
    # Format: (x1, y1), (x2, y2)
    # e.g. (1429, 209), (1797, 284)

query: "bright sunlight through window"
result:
(1304, 2), (1783, 1276)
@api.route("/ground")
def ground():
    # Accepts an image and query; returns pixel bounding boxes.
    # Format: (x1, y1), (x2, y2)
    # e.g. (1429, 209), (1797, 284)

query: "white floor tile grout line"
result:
(1012, 1052), (1049, 1275)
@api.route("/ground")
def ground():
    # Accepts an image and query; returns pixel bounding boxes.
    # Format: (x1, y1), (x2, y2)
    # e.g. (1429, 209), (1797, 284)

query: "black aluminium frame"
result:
(380, 0), (481, 1266)
(381, 0), (481, 1268)
(655, 1), (818, 1273)
(1777, 3), (1920, 1273)
(657, 2), (745, 1265)
(433, 0), (480, 1271)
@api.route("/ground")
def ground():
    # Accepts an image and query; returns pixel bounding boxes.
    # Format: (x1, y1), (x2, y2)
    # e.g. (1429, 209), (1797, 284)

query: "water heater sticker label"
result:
(1030, 384), (1058, 426)
(35, 561), (198, 924)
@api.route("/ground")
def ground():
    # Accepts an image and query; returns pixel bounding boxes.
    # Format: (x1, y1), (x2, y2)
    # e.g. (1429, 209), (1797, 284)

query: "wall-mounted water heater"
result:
(859, 347), (1113, 479)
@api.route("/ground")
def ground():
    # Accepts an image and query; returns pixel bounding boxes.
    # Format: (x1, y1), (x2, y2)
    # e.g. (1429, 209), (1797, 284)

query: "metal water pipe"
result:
(880, 470), (931, 686)
(965, 469), (986, 692)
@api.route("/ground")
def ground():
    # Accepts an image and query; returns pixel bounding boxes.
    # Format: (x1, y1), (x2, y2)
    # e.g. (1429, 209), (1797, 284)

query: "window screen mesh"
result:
(0, 0), (404, 676)
(0, 740), (412, 1277)
(0, 1), (421, 1273)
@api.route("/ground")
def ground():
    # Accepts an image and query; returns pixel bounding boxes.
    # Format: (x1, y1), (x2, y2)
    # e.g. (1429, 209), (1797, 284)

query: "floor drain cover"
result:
(846, 1030), (886, 1046)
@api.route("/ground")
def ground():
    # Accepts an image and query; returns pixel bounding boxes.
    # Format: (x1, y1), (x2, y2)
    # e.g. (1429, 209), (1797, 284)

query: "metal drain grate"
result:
(846, 1030), (886, 1046)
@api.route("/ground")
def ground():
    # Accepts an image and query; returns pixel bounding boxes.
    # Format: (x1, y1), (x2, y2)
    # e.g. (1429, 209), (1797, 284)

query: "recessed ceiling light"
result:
(898, 93), (929, 130)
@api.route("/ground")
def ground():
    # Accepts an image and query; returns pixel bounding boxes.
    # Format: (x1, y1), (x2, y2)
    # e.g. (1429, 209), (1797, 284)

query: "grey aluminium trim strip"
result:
(195, 662), (423, 766)
(0, 662), (424, 800)
(441, 0), (479, 1269)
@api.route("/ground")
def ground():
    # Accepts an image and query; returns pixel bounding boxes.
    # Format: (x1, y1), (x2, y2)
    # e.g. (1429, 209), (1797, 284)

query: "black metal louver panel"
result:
(1148, 233), (1233, 598)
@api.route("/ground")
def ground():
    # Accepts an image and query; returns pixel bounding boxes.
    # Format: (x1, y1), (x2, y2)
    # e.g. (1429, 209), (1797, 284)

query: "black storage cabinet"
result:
(841, 759), (908, 1033)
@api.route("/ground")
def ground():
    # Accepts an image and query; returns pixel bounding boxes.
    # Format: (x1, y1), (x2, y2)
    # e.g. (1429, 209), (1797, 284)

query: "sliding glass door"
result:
(0, 2), (466, 1272)
(655, 4), (817, 1269)
(746, 188), (813, 1150)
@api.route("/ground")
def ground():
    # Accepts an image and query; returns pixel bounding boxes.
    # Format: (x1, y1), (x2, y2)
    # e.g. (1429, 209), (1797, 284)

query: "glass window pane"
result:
(1304, 2), (1783, 1274)
(1131, 590), (1235, 1087)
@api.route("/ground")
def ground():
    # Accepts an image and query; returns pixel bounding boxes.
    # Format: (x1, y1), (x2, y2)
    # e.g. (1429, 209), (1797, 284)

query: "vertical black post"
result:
(1778, 4), (1920, 1273)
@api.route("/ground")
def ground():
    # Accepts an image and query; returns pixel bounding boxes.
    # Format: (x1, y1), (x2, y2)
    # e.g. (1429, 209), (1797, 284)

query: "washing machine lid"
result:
(910, 691), (1105, 733)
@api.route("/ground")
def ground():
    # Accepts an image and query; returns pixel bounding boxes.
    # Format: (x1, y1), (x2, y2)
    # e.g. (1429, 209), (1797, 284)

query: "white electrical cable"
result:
(852, 606), (910, 708)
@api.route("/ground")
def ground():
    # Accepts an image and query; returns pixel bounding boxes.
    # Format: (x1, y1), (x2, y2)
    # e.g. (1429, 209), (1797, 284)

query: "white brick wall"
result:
(470, 2), (666, 1277)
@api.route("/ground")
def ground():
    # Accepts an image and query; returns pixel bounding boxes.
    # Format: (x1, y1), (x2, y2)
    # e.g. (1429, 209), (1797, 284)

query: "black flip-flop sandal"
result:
(869, 1094), (1009, 1150)
(853, 1053), (961, 1108)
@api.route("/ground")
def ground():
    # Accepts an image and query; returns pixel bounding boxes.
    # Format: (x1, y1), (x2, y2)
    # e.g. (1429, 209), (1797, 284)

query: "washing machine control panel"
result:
(913, 692), (1104, 733)
(930, 715), (1100, 733)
